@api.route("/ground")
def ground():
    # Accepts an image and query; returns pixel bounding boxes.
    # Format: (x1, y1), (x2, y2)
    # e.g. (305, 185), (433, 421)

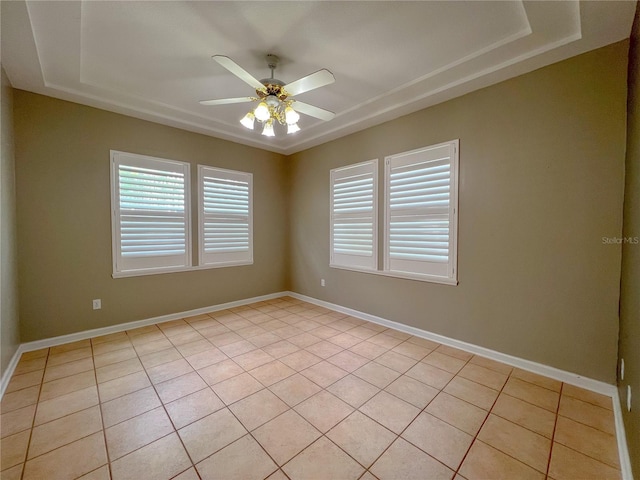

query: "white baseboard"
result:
(287, 292), (633, 480)
(0, 346), (23, 398)
(0, 291), (288, 398)
(288, 292), (615, 394)
(612, 387), (634, 480)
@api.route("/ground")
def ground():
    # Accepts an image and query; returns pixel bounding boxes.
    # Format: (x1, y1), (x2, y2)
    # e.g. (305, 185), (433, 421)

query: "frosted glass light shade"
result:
(254, 102), (270, 121)
(262, 120), (275, 137)
(285, 106), (300, 125)
(240, 112), (255, 129)
(287, 123), (300, 134)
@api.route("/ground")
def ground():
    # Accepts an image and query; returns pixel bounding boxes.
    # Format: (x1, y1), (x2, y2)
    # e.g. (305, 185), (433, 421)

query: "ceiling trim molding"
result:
(3, 0), (633, 155)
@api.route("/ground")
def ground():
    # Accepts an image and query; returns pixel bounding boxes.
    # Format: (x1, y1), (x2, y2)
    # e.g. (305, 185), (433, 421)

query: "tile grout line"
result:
(133, 326), (203, 476)
(283, 346), (407, 477)
(487, 391), (558, 439)
(196, 310), (377, 476)
(549, 386), (623, 473)
(498, 381), (618, 438)
(404, 352), (477, 476)
(453, 366), (606, 477)
(162, 303), (285, 477)
(237, 322), (477, 476)
(452, 362), (512, 478)
(8, 386), (102, 450)
(358, 349), (477, 478)
(552, 402), (618, 438)
(483, 378), (619, 441)
(173, 303), (295, 478)
(550, 440), (623, 472)
(16, 367), (113, 477)
(90, 337), (113, 480)
(93, 325), (196, 475)
(19, 348), (50, 480)
(97, 312), (240, 477)
(546, 382), (564, 478)
(224, 305), (317, 478)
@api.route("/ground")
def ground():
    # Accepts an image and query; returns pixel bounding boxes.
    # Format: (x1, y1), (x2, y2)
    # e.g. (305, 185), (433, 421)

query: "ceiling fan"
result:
(200, 54), (335, 137)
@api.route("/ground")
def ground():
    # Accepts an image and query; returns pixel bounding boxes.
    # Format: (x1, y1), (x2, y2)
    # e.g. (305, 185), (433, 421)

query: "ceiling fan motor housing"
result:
(258, 80), (288, 100)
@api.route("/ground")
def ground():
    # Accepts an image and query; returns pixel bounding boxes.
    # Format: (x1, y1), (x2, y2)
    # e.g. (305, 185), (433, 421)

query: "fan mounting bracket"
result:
(266, 54), (279, 70)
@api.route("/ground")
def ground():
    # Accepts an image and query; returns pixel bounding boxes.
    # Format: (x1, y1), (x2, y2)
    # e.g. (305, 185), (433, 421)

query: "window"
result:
(384, 140), (459, 284)
(198, 165), (253, 267)
(111, 151), (191, 277)
(330, 159), (378, 271)
(110, 152), (254, 277)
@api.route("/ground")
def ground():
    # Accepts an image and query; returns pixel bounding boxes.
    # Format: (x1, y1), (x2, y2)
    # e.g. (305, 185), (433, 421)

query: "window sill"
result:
(112, 261), (253, 279)
(330, 264), (458, 286)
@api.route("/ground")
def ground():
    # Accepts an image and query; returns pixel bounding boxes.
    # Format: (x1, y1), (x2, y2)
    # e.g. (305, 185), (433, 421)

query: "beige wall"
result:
(1, 66), (20, 375)
(14, 91), (289, 342)
(619, 3), (640, 476)
(289, 41), (628, 383)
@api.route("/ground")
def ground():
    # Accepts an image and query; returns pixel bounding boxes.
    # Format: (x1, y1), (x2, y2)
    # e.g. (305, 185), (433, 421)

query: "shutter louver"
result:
(389, 159), (450, 263)
(385, 142), (458, 280)
(119, 165), (186, 257)
(111, 152), (191, 275)
(199, 166), (253, 266)
(330, 160), (378, 270)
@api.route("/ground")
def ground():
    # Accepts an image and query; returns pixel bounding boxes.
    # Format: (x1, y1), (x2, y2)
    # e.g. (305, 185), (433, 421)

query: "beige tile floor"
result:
(0, 297), (622, 480)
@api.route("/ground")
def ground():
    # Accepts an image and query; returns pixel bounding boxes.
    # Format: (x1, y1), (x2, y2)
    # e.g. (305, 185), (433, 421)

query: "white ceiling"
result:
(1, 1), (635, 155)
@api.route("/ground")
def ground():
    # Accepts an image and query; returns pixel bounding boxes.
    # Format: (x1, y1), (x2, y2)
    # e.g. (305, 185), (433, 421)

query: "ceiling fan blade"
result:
(285, 69), (335, 96)
(293, 101), (335, 121)
(199, 97), (254, 106)
(212, 55), (265, 91)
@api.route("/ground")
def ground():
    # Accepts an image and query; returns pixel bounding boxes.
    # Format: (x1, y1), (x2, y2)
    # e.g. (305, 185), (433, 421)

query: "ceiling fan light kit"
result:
(200, 54), (336, 138)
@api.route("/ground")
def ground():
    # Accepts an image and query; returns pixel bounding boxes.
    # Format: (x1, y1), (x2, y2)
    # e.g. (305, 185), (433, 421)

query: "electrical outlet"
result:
(620, 358), (625, 380)
(627, 385), (632, 412)
(321, 279), (326, 287)
(92, 299), (101, 310)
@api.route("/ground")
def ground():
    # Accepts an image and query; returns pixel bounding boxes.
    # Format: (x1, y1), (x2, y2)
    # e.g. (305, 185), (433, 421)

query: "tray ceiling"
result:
(1, 1), (635, 154)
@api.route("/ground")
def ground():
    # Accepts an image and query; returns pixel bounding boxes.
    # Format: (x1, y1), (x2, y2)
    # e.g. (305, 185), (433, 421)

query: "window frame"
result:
(383, 140), (459, 285)
(197, 165), (254, 268)
(110, 150), (192, 278)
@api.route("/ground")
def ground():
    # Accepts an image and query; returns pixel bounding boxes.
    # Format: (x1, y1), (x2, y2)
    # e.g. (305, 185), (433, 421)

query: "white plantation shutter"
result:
(384, 141), (458, 282)
(198, 166), (253, 267)
(111, 151), (191, 276)
(330, 160), (378, 270)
